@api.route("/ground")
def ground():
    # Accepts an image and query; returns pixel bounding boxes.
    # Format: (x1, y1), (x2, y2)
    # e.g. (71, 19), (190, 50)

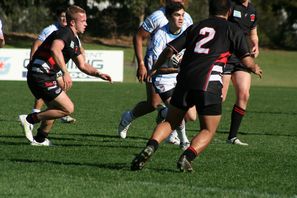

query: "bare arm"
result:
(73, 54), (112, 83)
(149, 47), (175, 78)
(50, 39), (72, 91)
(241, 56), (262, 78)
(249, 27), (259, 58)
(0, 33), (4, 48)
(30, 39), (42, 60)
(156, 67), (179, 74)
(133, 27), (150, 83)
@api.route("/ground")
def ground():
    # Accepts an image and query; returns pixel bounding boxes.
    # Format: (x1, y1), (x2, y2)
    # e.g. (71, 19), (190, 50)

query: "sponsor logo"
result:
(250, 14), (255, 22)
(70, 41), (75, 49)
(0, 57), (10, 75)
(233, 10), (241, 18)
(55, 87), (62, 94)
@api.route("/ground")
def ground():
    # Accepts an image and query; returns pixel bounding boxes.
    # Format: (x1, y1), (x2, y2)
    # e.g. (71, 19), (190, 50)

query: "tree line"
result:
(0, 0), (296, 49)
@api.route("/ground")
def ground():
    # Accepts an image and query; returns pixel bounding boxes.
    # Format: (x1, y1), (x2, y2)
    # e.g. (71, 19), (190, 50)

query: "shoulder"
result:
(248, 2), (257, 13)
(155, 25), (168, 35)
(146, 7), (166, 23)
(42, 24), (59, 34)
(184, 12), (193, 26)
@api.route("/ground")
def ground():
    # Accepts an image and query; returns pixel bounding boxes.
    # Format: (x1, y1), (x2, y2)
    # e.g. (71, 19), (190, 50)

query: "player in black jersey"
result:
(131, 0), (262, 172)
(222, 0), (259, 146)
(19, 5), (112, 146)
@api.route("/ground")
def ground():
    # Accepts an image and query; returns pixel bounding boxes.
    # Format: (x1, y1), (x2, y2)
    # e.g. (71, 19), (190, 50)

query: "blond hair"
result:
(66, 5), (86, 24)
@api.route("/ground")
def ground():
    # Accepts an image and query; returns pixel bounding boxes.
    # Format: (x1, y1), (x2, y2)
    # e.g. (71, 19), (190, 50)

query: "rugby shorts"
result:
(170, 84), (222, 115)
(27, 71), (62, 102)
(223, 62), (251, 75)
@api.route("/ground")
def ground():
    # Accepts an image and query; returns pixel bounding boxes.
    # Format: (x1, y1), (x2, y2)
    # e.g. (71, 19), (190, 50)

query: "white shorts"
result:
(152, 73), (177, 94)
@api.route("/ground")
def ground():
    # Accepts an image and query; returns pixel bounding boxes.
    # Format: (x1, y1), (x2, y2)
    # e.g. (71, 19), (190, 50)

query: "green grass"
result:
(0, 81), (296, 197)
(1, 41), (297, 197)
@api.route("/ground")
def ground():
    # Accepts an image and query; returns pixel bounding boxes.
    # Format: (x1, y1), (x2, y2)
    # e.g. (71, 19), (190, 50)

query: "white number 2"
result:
(194, 27), (215, 54)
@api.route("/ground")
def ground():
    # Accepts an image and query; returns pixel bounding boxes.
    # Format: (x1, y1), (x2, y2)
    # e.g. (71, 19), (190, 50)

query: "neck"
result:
(169, 24), (181, 35)
(242, 1), (249, 7)
(70, 26), (78, 36)
(214, 14), (228, 20)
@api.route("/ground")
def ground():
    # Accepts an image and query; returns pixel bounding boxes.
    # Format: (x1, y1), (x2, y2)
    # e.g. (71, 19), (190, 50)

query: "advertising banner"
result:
(0, 49), (123, 82)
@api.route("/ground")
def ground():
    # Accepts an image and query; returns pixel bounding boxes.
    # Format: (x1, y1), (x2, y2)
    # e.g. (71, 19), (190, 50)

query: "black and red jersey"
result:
(29, 27), (81, 76)
(228, 1), (257, 64)
(167, 16), (250, 93)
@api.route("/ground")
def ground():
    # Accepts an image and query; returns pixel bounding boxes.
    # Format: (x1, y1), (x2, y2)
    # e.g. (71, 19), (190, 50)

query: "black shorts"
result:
(27, 72), (62, 103)
(159, 88), (174, 102)
(170, 85), (222, 115)
(223, 62), (251, 75)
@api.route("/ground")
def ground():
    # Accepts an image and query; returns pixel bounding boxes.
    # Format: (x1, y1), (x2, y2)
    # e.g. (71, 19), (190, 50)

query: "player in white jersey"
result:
(25, 7), (76, 123)
(118, 0), (193, 141)
(0, 19), (5, 48)
(150, 2), (196, 150)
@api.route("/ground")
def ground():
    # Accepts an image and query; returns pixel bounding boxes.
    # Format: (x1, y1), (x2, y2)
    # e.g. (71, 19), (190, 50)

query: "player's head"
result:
(161, 0), (188, 6)
(66, 5), (87, 34)
(165, 2), (185, 30)
(55, 7), (67, 27)
(209, 0), (232, 16)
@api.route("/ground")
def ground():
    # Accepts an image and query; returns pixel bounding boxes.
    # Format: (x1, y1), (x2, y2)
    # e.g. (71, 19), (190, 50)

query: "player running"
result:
(24, 7), (77, 124)
(131, 0), (262, 172)
(19, 5), (112, 146)
(118, 0), (193, 144)
(149, 2), (196, 150)
(222, 0), (260, 146)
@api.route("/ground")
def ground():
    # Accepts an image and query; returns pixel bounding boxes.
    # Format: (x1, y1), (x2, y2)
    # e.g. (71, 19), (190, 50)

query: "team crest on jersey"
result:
(250, 14), (255, 22)
(233, 10), (241, 18)
(70, 41), (75, 49)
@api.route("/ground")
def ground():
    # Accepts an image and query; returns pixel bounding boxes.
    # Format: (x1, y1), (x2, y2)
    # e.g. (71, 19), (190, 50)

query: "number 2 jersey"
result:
(167, 16), (251, 94)
(28, 26), (81, 77)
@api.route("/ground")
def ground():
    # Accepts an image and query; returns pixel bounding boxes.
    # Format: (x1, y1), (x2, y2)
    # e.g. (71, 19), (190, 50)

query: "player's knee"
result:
(151, 102), (160, 109)
(64, 103), (74, 115)
(238, 91), (250, 103)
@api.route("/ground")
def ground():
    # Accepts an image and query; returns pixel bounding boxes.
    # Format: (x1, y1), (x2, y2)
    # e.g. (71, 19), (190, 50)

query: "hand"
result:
(98, 73), (112, 83)
(170, 53), (183, 68)
(253, 64), (263, 79)
(147, 69), (157, 82)
(251, 46), (259, 58)
(137, 63), (147, 83)
(63, 72), (72, 91)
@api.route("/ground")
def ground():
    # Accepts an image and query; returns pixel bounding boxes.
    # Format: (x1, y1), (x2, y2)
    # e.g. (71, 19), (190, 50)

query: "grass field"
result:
(0, 44), (297, 197)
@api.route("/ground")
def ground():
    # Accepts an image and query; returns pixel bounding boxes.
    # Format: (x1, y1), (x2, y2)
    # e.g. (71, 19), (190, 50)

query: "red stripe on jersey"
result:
(44, 81), (55, 87)
(234, 106), (245, 115)
(203, 63), (215, 91)
(215, 51), (231, 64)
(35, 51), (56, 67)
(48, 57), (56, 66)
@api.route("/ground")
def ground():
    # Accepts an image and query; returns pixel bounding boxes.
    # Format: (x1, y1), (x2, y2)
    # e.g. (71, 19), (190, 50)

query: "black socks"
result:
(228, 104), (246, 140)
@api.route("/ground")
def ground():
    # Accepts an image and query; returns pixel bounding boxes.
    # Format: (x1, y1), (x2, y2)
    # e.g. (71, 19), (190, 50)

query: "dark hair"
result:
(209, 0), (232, 16)
(165, 2), (185, 18)
(55, 6), (67, 17)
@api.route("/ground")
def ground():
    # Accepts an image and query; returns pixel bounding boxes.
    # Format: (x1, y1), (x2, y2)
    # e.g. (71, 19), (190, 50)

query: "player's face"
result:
(74, 13), (87, 34)
(58, 12), (67, 27)
(171, 9), (184, 29)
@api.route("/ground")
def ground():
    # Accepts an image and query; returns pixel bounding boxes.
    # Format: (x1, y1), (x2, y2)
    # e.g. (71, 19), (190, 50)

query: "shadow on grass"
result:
(2, 158), (129, 170)
(185, 129), (297, 137)
(2, 158), (177, 173)
(248, 110), (297, 116)
(0, 138), (146, 149)
(59, 132), (148, 141)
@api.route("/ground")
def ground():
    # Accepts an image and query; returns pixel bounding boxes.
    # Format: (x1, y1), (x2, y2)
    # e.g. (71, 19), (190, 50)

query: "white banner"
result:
(0, 48), (123, 82)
